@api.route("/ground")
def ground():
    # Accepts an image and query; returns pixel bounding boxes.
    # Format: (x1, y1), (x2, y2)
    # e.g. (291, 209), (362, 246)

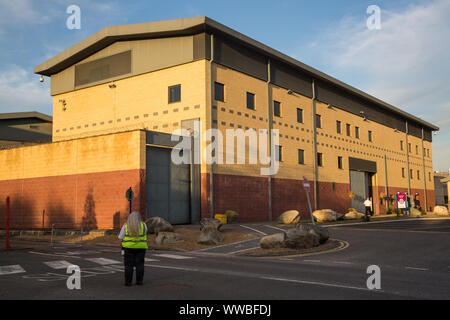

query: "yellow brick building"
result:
(0, 17), (439, 229)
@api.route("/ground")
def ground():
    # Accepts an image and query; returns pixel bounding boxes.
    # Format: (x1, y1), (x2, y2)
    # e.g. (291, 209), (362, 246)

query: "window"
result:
(168, 84), (181, 103)
(429, 172), (431, 181)
(338, 156), (343, 169)
(276, 145), (283, 162)
(246, 92), (255, 110)
(427, 149), (430, 157)
(274, 101), (281, 117)
(317, 153), (323, 167)
(417, 170), (420, 180)
(402, 168), (405, 178)
(315, 114), (322, 128)
(297, 108), (303, 123)
(410, 169), (413, 179)
(355, 126), (360, 139)
(336, 121), (341, 134)
(415, 145), (418, 155)
(368, 131), (373, 142)
(400, 140), (404, 151)
(346, 124), (351, 136)
(214, 82), (224, 102)
(408, 143), (412, 153)
(298, 149), (304, 165)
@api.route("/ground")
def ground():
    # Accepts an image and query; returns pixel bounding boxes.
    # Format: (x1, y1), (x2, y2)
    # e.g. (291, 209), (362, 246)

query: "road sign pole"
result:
(5, 196), (10, 249)
(306, 191), (315, 225)
(303, 177), (315, 225)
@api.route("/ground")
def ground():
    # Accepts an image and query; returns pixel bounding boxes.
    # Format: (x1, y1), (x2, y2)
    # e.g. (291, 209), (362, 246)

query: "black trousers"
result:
(365, 206), (373, 216)
(123, 248), (146, 285)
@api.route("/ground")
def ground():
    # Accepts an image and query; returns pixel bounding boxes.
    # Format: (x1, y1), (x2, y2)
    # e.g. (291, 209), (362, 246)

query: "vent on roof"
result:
(75, 51), (131, 87)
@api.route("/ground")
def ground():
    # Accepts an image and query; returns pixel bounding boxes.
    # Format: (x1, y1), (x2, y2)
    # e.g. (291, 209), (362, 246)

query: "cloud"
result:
(0, 65), (52, 115)
(295, 0), (450, 170)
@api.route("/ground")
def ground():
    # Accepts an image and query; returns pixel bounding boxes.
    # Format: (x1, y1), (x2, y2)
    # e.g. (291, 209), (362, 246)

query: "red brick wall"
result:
(0, 169), (144, 229)
(376, 186), (435, 214)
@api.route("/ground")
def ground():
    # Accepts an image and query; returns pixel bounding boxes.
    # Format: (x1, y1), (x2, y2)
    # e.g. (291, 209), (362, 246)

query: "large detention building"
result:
(0, 17), (439, 229)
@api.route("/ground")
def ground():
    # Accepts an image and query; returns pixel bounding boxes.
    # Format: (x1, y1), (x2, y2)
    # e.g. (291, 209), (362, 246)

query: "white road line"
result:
(304, 259), (321, 263)
(153, 254), (193, 260)
(261, 276), (378, 292)
(405, 267), (429, 271)
(145, 265), (199, 272)
(29, 251), (83, 259)
(239, 225), (267, 236)
(194, 238), (259, 252)
(332, 261), (353, 265)
(44, 260), (75, 270)
(0, 265), (26, 276)
(264, 225), (287, 232)
(227, 247), (260, 255)
(85, 258), (121, 265)
(325, 217), (450, 228)
(144, 258), (159, 262)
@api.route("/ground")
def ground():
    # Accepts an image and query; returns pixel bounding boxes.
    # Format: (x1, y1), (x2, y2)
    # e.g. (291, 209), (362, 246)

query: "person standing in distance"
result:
(364, 197), (373, 216)
(118, 212), (148, 286)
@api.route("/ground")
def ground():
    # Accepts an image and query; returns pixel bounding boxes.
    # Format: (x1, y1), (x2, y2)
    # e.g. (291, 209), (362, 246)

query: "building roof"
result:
(34, 16), (439, 131)
(0, 111), (52, 123)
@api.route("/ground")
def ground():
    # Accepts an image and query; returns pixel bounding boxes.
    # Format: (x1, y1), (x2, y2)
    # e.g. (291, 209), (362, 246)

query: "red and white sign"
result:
(303, 178), (311, 192)
(397, 193), (407, 209)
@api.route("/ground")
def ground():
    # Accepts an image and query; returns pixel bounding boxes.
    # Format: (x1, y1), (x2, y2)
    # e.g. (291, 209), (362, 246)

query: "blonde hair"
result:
(126, 212), (143, 237)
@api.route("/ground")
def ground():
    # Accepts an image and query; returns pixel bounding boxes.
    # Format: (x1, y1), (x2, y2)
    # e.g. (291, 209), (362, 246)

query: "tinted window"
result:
(215, 82), (224, 102)
(169, 85), (181, 103)
(315, 114), (321, 128)
(336, 121), (341, 134)
(317, 153), (323, 167)
(346, 124), (351, 136)
(247, 92), (255, 110)
(297, 108), (303, 123)
(274, 101), (281, 117)
(298, 149), (304, 164)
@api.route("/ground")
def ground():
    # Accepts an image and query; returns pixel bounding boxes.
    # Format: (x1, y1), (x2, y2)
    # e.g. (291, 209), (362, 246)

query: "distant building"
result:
(0, 112), (52, 149)
(435, 171), (449, 208)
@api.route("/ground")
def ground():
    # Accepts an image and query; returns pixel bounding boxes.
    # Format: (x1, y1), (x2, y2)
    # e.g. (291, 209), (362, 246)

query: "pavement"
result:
(1, 218), (449, 300)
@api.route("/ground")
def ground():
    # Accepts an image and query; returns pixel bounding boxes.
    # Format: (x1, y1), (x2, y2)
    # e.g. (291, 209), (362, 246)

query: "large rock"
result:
(200, 218), (223, 231)
(409, 207), (422, 218)
(145, 217), (174, 235)
(344, 211), (365, 220)
(296, 224), (329, 244)
(284, 228), (320, 249)
(155, 232), (184, 245)
(434, 206), (449, 216)
(313, 209), (344, 223)
(197, 226), (224, 245)
(278, 210), (301, 225)
(260, 233), (286, 249)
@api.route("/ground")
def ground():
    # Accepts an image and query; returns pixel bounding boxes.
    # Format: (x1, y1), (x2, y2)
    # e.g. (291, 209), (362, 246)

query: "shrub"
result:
(348, 208), (356, 213)
(225, 210), (239, 218)
(363, 215), (371, 222)
(386, 207), (393, 215)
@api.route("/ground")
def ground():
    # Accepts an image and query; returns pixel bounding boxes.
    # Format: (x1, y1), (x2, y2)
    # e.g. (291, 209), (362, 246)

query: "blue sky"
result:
(0, 0), (449, 171)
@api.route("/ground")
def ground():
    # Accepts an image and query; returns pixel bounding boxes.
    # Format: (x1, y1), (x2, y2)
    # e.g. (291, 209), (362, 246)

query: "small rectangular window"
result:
(298, 149), (304, 165)
(429, 172), (431, 181)
(317, 153), (323, 167)
(346, 124), (351, 136)
(400, 140), (404, 151)
(408, 143), (412, 153)
(402, 168), (405, 178)
(276, 145), (283, 162)
(315, 114), (322, 129)
(168, 84), (181, 103)
(415, 145), (418, 155)
(417, 170), (420, 180)
(355, 126), (360, 139)
(427, 149), (430, 157)
(274, 101), (281, 117)
(214, 82), (224, 102)
(368, 131), (373, 142)
(246, 92), (255, 110)
(336, 121), (341, 134)
(297, 108), (303, 123)
(410, 169), (413, 179)
(338, 156), (343, 169)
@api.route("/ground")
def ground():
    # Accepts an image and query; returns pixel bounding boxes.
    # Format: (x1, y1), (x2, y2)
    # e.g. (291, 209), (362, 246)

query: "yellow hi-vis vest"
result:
(122, 222), (148, 249)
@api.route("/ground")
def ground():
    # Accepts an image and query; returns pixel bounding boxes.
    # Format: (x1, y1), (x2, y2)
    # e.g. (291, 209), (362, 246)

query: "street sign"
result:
(397, 193), (406, 209)
(302, 177), (315, 225)
(126, 187), (134, 201)
(303, 178), (311, 192)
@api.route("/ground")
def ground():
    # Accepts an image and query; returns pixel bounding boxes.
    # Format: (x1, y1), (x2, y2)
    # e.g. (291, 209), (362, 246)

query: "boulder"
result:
(155, 232), (184, 245)
(313, 209), (344, 223)
(145, 217), (174, 235)
(260, 233), (286, 249)
(433, 206), (449, 216)
(197, 226), (224, 245)
(277, 210), (301, 225)
(284, 228), (320, 249)
(409, 207), (422, 218)
(200, 218), (223, 231)
(344, 211), (365, 220)
(296, 224), (329, 244)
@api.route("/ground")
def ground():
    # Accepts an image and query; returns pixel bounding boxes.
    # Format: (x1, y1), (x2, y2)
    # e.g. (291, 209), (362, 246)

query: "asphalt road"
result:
(1, 218), (449, 300)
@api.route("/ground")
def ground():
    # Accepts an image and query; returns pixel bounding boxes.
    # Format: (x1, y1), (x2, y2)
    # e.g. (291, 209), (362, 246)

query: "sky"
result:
(0, 0), (448, 171)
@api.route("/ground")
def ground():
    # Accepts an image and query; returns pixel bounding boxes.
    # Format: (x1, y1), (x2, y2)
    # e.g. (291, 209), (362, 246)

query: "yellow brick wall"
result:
(0, 130), (144, 181)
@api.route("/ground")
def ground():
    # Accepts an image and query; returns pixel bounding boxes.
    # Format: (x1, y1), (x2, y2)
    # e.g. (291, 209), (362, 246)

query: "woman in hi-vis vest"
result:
(118, 212), (148, 286)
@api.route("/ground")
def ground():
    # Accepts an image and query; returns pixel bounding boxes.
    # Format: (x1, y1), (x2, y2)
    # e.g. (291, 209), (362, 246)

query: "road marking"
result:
(145, 265), (199, 272)
(44, 260), (75, 270)
(153, 254), (193, 260)
(85, 258), (121, 265)
(194, 238), (259, 252)
(332, 261), (353, 265)
(227, 247), (260, 255)
(405, 267), (429, 271)
(264, 225), (287, 232)
(239, 225), (267, 236)
(29, 251), (83, 259)
(326, 217), (450, 228)
(144, 258), (159, 262)
(304, 259), (321, 263)
(261, 276), (380, 292)
(0, 265), (26, 276)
